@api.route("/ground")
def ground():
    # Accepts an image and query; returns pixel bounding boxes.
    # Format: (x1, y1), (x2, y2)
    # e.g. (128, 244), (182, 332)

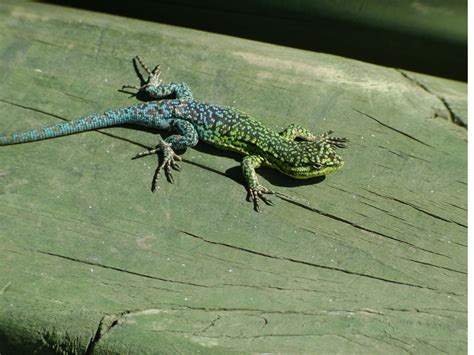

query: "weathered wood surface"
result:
(0, 1), (466, 353)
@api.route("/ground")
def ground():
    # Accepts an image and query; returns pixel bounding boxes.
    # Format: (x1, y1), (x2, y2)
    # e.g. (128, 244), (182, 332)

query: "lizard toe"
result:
(247, 185), (274, 211)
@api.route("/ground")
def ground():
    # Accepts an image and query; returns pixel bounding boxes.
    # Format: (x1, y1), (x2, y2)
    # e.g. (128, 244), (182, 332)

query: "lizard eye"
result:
(313, 164), (322, 170)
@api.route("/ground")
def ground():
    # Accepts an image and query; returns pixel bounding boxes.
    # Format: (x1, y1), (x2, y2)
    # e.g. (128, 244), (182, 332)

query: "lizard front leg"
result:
(280, 124), (348, 148)
(279, 123), (318, 141)
(242, 155), (274, 212)
(122, 56), (194, 101)
(316, 130), (348, 148)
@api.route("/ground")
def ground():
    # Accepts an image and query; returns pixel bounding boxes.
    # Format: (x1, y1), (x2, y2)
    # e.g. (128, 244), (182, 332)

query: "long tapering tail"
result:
(0, 102), (163, 145)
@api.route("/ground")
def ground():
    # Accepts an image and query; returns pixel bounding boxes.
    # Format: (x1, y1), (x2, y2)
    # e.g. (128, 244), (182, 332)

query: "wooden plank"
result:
(0, 1), (466, 353)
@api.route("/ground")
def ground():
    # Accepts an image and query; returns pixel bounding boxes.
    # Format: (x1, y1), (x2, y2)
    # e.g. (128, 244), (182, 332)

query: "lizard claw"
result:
(246, 185), (274, 212)
(154, 142), (181, 188)
(122, 56), (162, 94)
(133, 141), (182, 191)
(317, 130), (348, 149)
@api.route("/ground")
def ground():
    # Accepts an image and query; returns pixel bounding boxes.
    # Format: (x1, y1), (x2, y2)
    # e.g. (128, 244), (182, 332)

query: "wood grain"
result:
(0, 1), (466, 353)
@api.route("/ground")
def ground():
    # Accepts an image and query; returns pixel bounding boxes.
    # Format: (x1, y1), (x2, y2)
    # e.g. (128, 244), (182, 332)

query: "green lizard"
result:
(0, 56), (347, 211)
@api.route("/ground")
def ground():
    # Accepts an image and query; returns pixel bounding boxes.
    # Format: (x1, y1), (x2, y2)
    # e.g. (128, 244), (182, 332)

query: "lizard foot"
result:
(133, 141), (182, 191)
(318, 130), (348, 148)
(122, 56), (161, 93)
(246, 185), (274, 212)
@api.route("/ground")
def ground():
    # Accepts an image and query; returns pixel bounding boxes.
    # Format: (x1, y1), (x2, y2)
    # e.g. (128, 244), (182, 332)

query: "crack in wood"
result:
(36, 249), (210, 288)
(353, 109), (433, 147)
(193, 315), (222, 336)
(396, 69), (467, 129)
(364, 188), (467, 229)
(179, 230), (458, 295)
(377, 145), (432, 163)
(398, 257), (466, 275)
(275, 193), (450, 258)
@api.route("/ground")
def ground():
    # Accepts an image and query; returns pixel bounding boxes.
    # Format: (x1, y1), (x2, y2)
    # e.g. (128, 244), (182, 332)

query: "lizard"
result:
(0, 56), (347, 211)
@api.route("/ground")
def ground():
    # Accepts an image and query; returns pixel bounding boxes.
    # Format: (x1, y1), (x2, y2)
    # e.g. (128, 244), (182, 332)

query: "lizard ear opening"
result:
(313, 164), (322, 170)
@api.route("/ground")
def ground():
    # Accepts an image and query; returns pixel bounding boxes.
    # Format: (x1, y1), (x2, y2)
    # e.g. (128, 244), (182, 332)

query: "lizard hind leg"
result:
(133, 119), (198, 190)
(122, 55), (161, 91)
(122, 56), (194, 101)
(133, 141), (183, 190)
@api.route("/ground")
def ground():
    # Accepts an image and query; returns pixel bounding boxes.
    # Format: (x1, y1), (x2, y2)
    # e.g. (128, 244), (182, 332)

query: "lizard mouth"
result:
(286, 160), (344, 179)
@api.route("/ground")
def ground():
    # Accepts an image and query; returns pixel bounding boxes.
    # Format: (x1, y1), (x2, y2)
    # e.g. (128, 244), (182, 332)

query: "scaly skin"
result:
(0, 56), (347, 211)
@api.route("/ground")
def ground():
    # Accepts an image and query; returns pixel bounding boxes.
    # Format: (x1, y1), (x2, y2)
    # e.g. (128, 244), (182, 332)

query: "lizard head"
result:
(277, 137), (347, 179)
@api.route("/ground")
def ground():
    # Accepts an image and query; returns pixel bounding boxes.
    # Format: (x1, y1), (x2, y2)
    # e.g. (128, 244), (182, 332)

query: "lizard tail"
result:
(0, 102), (161, 145)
